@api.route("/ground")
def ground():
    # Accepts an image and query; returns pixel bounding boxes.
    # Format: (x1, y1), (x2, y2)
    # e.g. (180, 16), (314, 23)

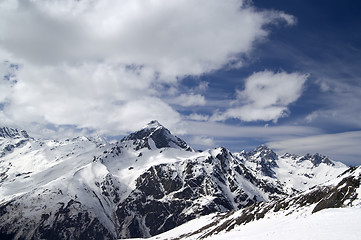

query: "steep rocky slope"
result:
(148, 166), (361, 240)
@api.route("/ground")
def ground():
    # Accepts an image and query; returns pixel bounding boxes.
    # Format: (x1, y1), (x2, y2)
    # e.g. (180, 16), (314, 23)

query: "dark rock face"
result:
(0, 197), (116, 240)
(0, 130), (30, 159)
(0, 127), (31, 159)
(245, 146), (279, 178)
(251, 146), (278, 161)
(33, 200), (115, 240)
(312, 174), (360, 213)
(116, 148), (286, 238)
(188, 167), (361, 239)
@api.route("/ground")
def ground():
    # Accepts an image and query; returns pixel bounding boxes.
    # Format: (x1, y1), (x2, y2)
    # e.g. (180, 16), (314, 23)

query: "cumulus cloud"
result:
(0, 0), (296, 136)
(212, 70), (308, 122)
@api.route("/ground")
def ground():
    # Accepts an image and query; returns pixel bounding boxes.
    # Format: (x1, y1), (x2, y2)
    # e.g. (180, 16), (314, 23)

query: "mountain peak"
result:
(0, 127), (30, 139)
(247, 145), (278, 178)
(251, 145), (277, 161)
(121, 121), (193, 152)
(143, 120), (163, 129)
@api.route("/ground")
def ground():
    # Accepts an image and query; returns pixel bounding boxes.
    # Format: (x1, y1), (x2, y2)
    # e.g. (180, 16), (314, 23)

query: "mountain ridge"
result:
(0, 127), (30, 139)
(0, 121), (352, 239)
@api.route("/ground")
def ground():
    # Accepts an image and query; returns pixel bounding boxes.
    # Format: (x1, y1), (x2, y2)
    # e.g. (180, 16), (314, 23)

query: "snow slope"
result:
(212, 208), (361, 240)
(0, 132), (108, 203)
(151, 208), (361, 240)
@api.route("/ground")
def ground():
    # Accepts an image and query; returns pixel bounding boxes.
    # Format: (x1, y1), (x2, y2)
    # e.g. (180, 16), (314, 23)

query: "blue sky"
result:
(0, 0), (360, 165)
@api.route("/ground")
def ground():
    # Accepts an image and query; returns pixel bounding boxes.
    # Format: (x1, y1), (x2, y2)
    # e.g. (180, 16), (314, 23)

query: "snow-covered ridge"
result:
(0, 126), (29, 139)
(236, 145), (347, 194)
(0, 122), (353, 239)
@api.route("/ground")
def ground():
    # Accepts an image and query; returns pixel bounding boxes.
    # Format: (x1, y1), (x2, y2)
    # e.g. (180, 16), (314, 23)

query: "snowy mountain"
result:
(115, 146), (288, 238)
(0, 122), (352, 239)
(236, 146), (347, 194)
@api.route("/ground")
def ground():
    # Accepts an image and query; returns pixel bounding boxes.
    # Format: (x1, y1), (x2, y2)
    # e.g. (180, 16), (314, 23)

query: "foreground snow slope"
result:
(210, 208), (361, 240)
(152, 208), (361, 240)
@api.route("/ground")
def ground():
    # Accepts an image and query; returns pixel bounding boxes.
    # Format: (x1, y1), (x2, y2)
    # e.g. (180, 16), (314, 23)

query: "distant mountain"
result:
(0, 121), (350, 239)
(236, 146), (346, 194)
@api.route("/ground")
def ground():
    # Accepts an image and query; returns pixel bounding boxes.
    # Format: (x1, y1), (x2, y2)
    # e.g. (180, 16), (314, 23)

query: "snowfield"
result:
(147, 208), (361, 240)
(219, 208), (361, 240)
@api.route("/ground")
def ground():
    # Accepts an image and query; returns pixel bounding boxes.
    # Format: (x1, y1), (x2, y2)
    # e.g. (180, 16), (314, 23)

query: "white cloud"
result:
(182, 120), (321, 139)
(2, 62), (180, 135)
(179, 120), (327, 153)
(172, 93), (206, 107)
(305, 76), (361, 129)
(268, 131), (361, 166)
(0, 0), (295, 77)
(0, 0), (296, 136)
(212, 70), (308, 122)
(196, 81), (209, 92)
(186, 113), (210, 121)
(188, 135), (215, 149)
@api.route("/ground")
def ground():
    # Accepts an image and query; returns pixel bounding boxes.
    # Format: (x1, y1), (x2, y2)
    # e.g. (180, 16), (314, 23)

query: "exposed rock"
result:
(0, 127), (29, 139)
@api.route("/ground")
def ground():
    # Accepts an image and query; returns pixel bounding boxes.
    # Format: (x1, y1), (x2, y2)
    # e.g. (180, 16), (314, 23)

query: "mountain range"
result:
(0, 121), (359, 240)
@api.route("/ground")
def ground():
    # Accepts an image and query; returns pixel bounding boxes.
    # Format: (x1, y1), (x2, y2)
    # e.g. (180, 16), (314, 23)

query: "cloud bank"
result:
(0, 0), (295, 136)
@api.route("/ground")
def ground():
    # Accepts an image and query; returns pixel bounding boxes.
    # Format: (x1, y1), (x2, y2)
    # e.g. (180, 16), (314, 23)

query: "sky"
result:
(0, 0), (360, 165)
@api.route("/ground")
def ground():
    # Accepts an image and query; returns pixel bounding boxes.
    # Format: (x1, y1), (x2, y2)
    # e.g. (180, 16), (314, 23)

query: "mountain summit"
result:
(121, 120), (193, 151)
